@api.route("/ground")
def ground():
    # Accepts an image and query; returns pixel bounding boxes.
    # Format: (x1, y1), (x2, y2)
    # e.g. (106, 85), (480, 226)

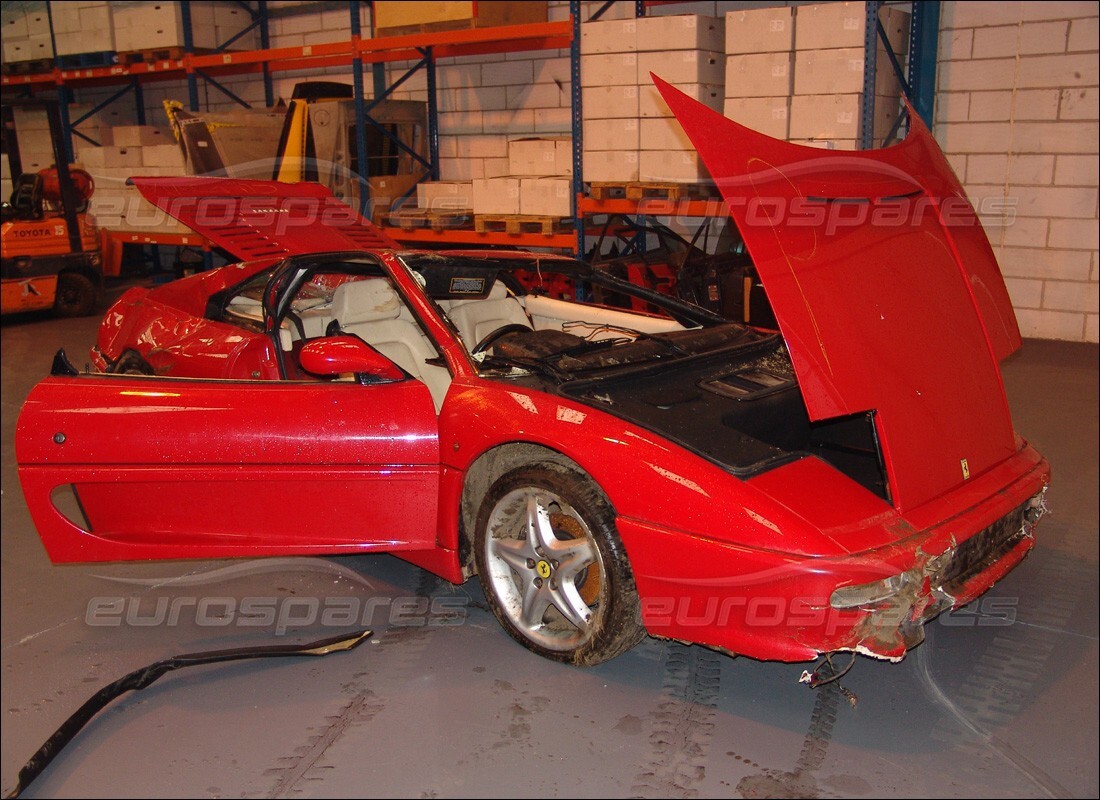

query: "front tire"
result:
(473, 463), (645, 666)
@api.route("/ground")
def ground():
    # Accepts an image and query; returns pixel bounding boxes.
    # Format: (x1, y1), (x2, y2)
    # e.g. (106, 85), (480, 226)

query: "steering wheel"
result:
(472, 323), (531, 355)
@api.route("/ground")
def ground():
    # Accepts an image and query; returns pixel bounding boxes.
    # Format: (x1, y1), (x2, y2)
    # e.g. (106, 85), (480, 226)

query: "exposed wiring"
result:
(799, 652), (858, 708)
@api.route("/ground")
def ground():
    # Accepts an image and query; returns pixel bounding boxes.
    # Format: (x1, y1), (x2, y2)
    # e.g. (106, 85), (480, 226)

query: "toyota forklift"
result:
(1, 99), (102, 317)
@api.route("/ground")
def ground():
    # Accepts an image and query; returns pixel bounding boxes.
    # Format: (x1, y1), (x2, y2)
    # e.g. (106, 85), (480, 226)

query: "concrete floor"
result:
(2, 287), (1097, 799)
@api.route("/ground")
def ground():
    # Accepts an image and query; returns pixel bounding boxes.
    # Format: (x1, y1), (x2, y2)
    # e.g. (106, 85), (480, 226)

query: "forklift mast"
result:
(1, 100), (84, 254)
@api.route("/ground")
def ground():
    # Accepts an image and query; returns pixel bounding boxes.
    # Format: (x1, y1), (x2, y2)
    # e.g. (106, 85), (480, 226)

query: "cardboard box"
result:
(25, 9), (51, 37)
(583, 118), (639, 152)
(794, 3), (910, 55)
(583, 150), (639, 183)
(416, 180), (474, 211)
(724, 52), (792, 98)
(374, 2), (546, 35)
(555, 139), (573, 177)
(366, 174), (420, 213)
(638, 50), (724, 86)
(581, 86), (639, 119)
(793, 48), (900, 96)
(580, 18), (637, 54)
(639, 82), (722, 118)
(213, 4), (249, 28)
(77, 4), (112, 35)
(472, 177), (521, 215)
(723, 97), (791, 140)
(725, 7), (794, 55)
(639, 150), (711, 183)
(640, 117), (693, 151)
(141, 143), (186, 169)
(508, 137), (571, 177)
(112, 3), (217, 50)
(636, 14), (724, 53)
(50, 8), (83, 36)
(2, 40), (31, 62)
(24, 34), (54, 59)
(580, 53), (638, 87)
(78, 147), (144, 170)
(520, 176), (571, 217)
(789, 94), (898, 141)
(112, 125), (172, 148)
(2, 15), (29, 38)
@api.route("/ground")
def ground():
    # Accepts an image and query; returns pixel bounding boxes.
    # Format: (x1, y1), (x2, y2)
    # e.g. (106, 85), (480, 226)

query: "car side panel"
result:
(441, 380), (900, 559)
(17, 374), (441, 562)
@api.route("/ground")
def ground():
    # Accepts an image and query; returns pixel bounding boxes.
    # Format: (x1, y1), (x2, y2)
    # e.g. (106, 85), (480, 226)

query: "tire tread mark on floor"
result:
(736, 662), (842, 799)
(631, 643), (722, 799)
(263, 572), (446, 797)
(264, 690), (385, 798)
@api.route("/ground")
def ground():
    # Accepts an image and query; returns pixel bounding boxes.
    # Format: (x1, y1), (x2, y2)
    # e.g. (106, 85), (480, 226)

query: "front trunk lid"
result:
(655, 77), (1020, 512)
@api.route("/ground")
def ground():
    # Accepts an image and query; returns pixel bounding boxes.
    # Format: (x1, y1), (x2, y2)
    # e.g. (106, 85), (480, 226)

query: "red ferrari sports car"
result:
(15, 81), (1049, 667)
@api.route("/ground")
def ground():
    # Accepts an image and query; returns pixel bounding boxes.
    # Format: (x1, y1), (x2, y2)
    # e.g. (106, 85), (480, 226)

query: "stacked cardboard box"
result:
(111, 2), (257, 53)
(580, 17), (641, 182)
(723, 2), (909, 150)
(1, 2), (56, 62)
(513, 137), (572, 216)
(50, 1), (115, 57)
(8, 105), (131, 174)
(723, 7), (794, 140)
(581, 14), (723, 184)
(472, 137), (572, 216)
(372, 1), (547, 36)
(789, 2), (909, 149)
(79, 125), (191, 234)
(416, 181), (474, 213)
(0, 2), (258, 60)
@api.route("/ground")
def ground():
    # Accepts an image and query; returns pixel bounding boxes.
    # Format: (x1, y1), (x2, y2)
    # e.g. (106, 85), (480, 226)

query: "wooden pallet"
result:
(2, 58), (54, 76)
(474, 214), (570, 235)
(588, 182), (717, 203)
(384, 207), (472, 231)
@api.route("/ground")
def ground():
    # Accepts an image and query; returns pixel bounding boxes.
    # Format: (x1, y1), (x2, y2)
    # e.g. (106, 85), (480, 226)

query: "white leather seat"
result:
(445, 282), (533, 351)
(331, 278), (451, 410)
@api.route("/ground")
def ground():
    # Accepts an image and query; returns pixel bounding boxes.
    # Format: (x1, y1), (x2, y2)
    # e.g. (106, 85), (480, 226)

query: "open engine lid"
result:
(129, 177), (399, 262)
(654, 76), (1021, 511)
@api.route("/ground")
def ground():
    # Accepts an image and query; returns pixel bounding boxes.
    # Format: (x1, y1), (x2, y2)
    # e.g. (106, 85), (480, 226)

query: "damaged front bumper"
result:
(826, 487), (1048, 661)
(622, 444), (1051, 663)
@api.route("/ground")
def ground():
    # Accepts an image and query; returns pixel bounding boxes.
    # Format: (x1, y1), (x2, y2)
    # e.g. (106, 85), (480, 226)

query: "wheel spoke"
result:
(549, 579), (593, 630)
(525, 493), (559, 553)
(547, 535), (596, 582)
(520, 579), (552, 628)
(489, 536), (532, 574)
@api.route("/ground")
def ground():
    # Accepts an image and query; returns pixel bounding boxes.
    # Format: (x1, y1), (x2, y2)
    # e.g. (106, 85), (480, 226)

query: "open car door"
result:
(17, 368), (441, 563)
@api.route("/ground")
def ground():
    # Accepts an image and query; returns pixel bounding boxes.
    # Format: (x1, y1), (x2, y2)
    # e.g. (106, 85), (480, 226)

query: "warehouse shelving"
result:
(2, 1), (939, 257)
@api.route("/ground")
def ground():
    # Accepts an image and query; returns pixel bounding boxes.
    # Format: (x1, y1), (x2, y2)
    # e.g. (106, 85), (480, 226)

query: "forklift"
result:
(1, 99), (103, 317)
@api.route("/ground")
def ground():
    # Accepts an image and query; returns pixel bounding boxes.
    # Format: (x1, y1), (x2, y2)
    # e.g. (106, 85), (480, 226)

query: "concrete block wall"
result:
(937, 1), (1098, 343)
